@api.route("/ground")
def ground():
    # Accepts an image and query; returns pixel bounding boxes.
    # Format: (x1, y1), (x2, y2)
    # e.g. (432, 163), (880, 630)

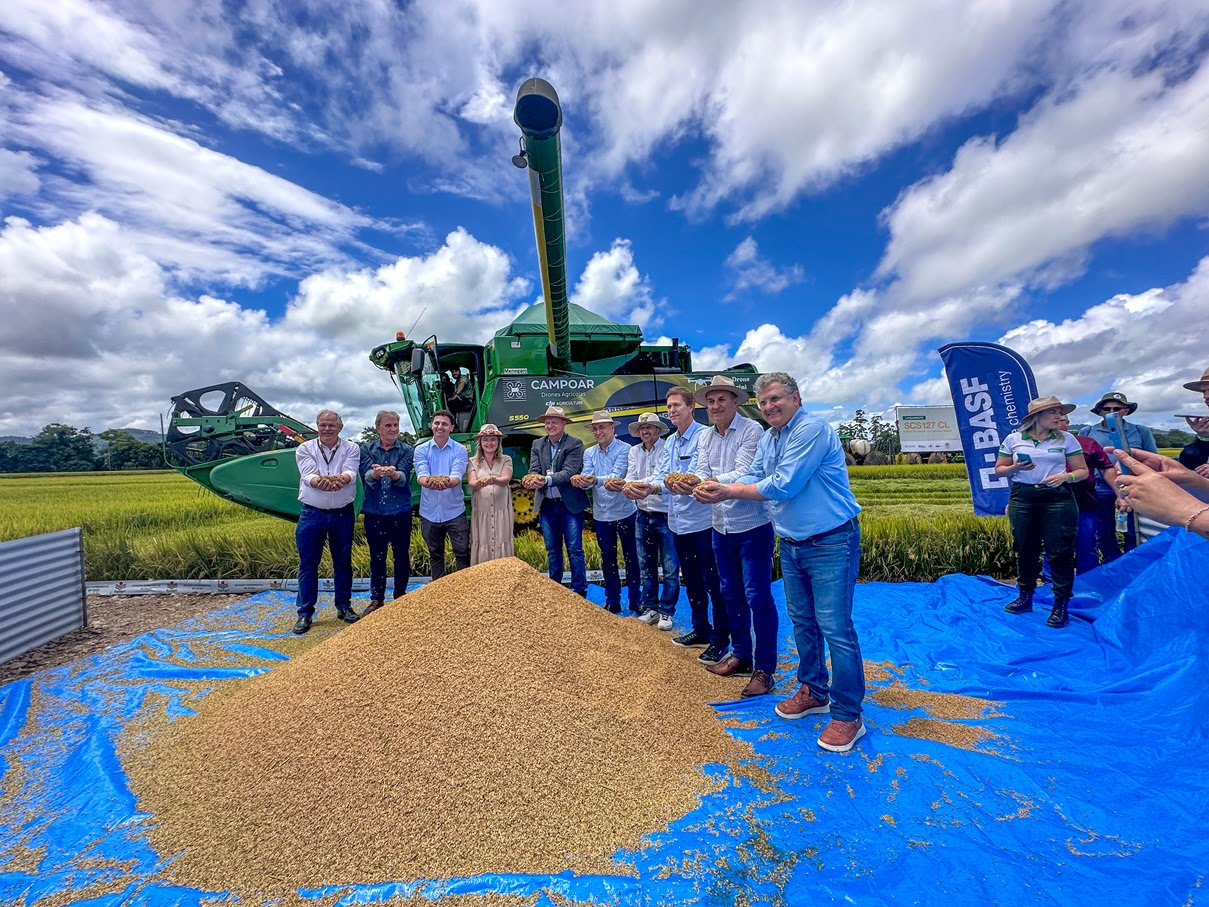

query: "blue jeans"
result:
(596, 512), (641, 611)
(295, 503), (354, 618)
(636, 509), (680, 613)
(364, 510), (413, 601)
(540, 499), (587, 595)
(672, 527), (730, 649)
(1043, 509), (1101, 578)
(713, 523), (778, 673)
(779, 517), (863, 722)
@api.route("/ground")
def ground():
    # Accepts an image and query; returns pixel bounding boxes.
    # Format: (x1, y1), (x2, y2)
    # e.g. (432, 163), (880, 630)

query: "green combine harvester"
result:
(166, 78), (762, 524)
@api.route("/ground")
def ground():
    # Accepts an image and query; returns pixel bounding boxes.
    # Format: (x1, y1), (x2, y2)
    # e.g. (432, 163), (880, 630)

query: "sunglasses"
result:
(1100, 406), (1128, 413)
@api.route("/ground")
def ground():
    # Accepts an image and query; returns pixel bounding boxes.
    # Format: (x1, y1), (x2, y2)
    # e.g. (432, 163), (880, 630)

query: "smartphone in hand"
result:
(1108, 413), (1131, 456)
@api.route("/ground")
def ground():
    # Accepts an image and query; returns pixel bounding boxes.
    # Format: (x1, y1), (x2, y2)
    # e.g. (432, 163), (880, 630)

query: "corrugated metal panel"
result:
(0, 528), (86, 665)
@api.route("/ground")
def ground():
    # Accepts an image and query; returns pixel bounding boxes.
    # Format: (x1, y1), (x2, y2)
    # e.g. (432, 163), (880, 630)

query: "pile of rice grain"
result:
(125, 558), (750, 894)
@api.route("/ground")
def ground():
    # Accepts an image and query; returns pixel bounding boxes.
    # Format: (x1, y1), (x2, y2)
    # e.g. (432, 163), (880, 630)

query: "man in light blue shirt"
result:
(631, 386), (730, 663)
(1079, 391), (1158, 559)
(574, 410), (639, 614)
(624, 413), (680, 629)
(697, 372), (864, 753)
(414, 409), (470, 581)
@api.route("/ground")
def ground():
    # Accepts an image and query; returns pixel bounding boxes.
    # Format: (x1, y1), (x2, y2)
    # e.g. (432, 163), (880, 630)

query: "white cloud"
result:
(724, 237), (803, 298)
(569, 239), (658, 327)
(0, 148), (40, 199)
(878, 62), (1209, 302)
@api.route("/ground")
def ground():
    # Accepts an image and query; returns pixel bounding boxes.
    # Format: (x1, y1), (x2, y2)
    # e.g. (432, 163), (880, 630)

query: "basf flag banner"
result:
(937, 342), (1039, 517)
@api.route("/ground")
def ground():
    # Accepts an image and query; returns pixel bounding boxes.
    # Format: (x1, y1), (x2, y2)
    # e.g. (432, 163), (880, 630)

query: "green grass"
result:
(0, 464), (1005, 582)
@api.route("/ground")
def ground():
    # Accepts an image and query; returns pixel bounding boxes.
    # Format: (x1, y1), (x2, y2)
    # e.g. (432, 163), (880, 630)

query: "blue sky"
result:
(1, 0), (1208, 437)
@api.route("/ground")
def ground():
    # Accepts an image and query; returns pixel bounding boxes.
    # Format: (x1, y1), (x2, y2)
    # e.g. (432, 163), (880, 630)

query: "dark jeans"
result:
(540, 499), (587, 595)
(672, 527), (729, 649)
(636, 509), (680, 613)
(420, 513), (470, 581)
(1009, 483), (1078, 601)
(596, 512), (641, 611)
(779, 517), (863, 721)
(295, 503), (354, 618)
(713, 522), (778, 673)
(1094, 488), (1135, 562)
(364, 510), (413, 601)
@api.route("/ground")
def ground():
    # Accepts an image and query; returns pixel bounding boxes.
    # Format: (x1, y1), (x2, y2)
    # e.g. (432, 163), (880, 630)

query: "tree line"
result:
(0, 424), (165, 473)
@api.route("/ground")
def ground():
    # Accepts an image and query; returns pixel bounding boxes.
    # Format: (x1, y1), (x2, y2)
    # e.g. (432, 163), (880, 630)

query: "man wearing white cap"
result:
(575, 411), (640, 613)
(624, 413), (680, 629)
(521, 406), (589, 596)
(691, 376), (776, 698)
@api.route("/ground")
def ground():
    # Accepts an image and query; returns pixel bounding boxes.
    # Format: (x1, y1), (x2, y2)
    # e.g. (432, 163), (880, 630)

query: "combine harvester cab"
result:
(167, 78), (763, 524)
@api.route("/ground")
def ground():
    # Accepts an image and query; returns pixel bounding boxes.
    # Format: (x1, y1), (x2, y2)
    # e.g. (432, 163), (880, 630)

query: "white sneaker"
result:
(657, 614), (674, 631)
(639, 609), (659, 625)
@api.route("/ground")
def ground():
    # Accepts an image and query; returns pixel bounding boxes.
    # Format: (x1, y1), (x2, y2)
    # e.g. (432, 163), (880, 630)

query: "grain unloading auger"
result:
(167, 78), (763, 523)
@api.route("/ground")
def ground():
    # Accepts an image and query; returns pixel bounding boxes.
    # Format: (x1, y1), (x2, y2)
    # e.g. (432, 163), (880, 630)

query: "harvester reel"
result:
(512, 484), (537, 525)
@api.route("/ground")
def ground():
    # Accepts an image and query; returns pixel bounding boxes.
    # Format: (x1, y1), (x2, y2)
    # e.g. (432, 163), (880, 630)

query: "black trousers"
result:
(364, 510), (413, 601)
(672, 527), (730, 649)
(1008, 483), (1078, 601)
(420, 513), (471, 580)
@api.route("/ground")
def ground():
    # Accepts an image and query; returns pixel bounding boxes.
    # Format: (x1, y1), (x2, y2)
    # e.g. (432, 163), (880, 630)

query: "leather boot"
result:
(1046, 596), (1069, 628)
(1004, 585), (1033, 614)
(363, 599), (385, 616)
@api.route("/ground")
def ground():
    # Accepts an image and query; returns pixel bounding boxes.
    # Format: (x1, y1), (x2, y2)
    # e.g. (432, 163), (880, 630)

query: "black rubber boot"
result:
(1046, 596), (1069, 628)
(1004, 586), (1034, 614)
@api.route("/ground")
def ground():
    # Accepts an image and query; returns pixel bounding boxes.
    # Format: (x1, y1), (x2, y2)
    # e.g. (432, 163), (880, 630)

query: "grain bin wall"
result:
(0, 528), (86, 664)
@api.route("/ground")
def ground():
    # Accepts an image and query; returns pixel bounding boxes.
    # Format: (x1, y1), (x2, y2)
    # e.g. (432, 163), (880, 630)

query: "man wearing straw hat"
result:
(1080, 391), (1157, 559)
(521, 406), (589, 596)
(1177, 366), (1209, 475)
(691, 376), (777, 698)
(575, 410), (640, 614)
(624, 412), (680, 630)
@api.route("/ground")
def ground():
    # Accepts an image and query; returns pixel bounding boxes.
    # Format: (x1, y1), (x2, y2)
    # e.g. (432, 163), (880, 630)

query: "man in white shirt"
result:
(692, 376), (775, 698)
(293, 409), (361, 635)
(414, 409), (470, 581)
(575, 410), (639, 613)
(624, 413), (680, 629)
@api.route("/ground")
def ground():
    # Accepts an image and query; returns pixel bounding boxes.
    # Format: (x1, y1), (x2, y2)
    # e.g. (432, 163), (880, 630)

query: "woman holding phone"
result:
(993, 396), (1089, 628)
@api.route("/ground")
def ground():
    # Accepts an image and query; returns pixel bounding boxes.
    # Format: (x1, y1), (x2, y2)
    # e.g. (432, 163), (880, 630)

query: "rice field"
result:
(0, 464), (1010, 583)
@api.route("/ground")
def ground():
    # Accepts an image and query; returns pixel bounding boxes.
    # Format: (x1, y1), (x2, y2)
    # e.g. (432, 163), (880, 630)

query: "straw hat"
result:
(1183, 366), (1209, 393)
(1020, 395), (1077, 430)
(1090, 391), (1138, 416)
(588, 410), (621, 425)
(693, 375), (746, 406)
(475, 423), (504, 438)
(629, 412), (669, 438)
(539, 405), (573, 423)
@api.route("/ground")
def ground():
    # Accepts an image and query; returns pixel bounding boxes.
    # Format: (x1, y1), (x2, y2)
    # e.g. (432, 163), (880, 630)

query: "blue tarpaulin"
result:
(1, 528), (1206, 905)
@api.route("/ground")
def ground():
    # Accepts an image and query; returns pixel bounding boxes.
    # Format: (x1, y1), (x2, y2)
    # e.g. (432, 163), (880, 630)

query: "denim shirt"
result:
(583, 438), (637, 523)
(738, 408), (860, 541)
(359, 440), (414, 515)
(1080, 421), (1158, 492)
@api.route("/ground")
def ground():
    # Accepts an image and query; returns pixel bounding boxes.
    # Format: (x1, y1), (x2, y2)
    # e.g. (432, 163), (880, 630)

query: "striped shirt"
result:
(626, 439), (669, 514)
(694, 413), (769, 534)
(583, 439), (637, 523)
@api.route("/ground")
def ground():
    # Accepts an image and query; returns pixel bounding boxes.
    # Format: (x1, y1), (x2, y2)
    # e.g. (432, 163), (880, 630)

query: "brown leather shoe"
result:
(362, 600), (385, 615)
(774, 684), (830, 720)
(740, 670), (774, 697)
(817, 718), (866, 753)
(706, 654), (753, 677)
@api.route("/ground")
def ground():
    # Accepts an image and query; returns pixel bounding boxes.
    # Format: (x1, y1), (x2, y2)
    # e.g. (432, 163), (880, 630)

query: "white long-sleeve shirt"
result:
(296, 438), (360, 508)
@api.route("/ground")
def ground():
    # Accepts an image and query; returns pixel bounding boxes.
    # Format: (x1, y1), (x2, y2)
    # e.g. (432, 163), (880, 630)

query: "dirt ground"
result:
(0, 593), (247, 688)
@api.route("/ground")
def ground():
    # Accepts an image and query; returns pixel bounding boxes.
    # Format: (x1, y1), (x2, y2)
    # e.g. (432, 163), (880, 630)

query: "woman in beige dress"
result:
(468, 423), (515, 565)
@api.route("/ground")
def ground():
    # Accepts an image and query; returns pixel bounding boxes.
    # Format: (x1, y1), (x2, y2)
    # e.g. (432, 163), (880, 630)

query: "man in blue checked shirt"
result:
(573, 410), (640, 614)
(691, 375), (775, 698)
(696, 372), (865, 753)
(630, 386), (731, 665)
(414, 409), (470, 581)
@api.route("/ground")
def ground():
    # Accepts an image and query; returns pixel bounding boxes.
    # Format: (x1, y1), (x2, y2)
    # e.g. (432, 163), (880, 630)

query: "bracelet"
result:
(1068, 472), (1075, 482)
(1186, 505), (1209, 532)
